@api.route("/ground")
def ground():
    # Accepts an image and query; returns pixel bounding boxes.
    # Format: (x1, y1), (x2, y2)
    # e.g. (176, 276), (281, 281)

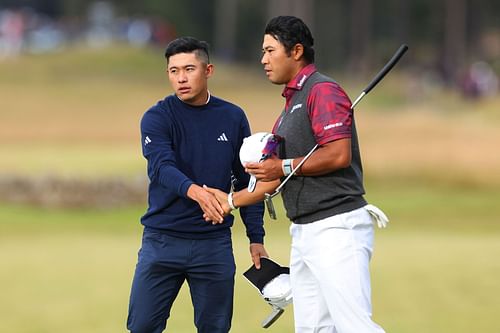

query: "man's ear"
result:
(292, 44), (304, 61)
(206, 63), (214, 78)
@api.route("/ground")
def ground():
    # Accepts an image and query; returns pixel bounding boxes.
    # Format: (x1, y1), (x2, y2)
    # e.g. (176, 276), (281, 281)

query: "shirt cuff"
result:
(179, 179), (195, 198)
(248, 234), (264, 244)
(316, 132), (351, 145)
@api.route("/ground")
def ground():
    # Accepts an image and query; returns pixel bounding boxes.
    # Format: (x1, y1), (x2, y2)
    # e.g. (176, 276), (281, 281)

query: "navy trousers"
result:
(127, 229), (236, 333)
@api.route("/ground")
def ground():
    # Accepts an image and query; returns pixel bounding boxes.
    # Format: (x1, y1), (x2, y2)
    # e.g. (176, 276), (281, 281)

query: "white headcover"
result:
(239, 132), (276, 192)
(243, 257), (292, 328)
(239, 132), (275, 165)
(261, 273), (293, 310)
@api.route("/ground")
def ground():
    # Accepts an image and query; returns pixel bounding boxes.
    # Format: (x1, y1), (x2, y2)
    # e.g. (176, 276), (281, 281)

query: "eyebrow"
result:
(168, 64), (197, 70)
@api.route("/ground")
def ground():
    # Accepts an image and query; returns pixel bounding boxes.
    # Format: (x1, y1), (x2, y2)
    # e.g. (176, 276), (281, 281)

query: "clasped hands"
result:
(200, 155), (283, 224)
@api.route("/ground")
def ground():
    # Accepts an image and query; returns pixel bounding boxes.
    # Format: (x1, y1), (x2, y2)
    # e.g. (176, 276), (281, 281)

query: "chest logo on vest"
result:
(290, 103), (302, 113)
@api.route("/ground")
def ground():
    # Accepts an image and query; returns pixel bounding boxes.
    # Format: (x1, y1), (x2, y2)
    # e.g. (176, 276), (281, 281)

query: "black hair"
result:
(164, 36), (210, 64)
(264, 16), (315, 64)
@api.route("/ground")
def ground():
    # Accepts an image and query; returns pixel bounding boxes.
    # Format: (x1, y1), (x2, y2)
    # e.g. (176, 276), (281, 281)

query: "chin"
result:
(178, 94), (193, 102)
(268, 77), (284, 85)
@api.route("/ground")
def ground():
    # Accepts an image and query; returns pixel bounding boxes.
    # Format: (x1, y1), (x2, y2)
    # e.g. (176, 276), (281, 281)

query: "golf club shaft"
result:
(351, 44), (408, 109)
(270, 143), (319, 198)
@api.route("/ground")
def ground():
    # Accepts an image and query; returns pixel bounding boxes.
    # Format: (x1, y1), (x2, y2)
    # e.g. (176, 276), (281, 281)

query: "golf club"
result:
(265, 44), (409, 219)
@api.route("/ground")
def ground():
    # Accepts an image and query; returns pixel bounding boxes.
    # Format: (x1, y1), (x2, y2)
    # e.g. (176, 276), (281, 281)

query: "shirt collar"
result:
(282, 64), (317, 97)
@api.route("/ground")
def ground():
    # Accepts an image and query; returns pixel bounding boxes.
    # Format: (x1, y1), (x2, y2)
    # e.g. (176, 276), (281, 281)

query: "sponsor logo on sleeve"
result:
(323, 122), (343, 130)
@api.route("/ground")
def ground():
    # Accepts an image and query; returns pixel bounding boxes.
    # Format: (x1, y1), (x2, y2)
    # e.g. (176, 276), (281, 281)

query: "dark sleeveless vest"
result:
(275, 71), (366, 224)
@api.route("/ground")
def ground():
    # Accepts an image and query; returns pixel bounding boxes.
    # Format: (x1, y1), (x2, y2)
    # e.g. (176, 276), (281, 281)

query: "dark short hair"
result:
(264, 16), (315, 64)
(164, 36), (210, 64)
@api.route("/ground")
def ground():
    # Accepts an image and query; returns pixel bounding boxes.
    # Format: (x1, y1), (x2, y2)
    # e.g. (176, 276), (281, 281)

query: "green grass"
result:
(364, 178), (500, 232)
(1, 182), (500, 333)
(373, 232), (500, 333)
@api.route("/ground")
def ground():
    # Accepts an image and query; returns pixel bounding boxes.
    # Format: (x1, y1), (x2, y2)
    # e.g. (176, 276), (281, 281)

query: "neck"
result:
(178, 90), (211, 106)
(286, 63), (308, 85)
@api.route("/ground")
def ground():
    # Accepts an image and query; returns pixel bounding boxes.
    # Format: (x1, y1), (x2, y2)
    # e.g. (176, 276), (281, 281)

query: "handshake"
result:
(191, 175), (281, 224)
(200, 185), (232, 224)
(188, 132), (285, 224)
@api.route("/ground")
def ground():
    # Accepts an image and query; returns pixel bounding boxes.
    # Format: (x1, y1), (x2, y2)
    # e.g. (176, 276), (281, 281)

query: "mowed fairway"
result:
(1, 46), (500, 332)
(1, 188), (499, 333)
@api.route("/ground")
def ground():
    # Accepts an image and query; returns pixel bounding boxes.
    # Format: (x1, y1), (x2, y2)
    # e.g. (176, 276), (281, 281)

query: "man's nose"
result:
(178, 72), (187, 83)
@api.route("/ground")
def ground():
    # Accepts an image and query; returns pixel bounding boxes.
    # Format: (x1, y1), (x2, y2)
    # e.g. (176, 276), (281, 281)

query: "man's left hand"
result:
(245, 155), (283, 182)
(250, 243), (269, 269)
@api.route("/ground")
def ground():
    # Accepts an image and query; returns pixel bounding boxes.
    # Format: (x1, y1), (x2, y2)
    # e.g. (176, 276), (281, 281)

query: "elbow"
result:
(337, 153), (352, 169)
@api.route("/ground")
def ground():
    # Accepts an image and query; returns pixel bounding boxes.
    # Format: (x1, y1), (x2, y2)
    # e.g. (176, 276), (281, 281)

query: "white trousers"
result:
(289, 206), (385, 333)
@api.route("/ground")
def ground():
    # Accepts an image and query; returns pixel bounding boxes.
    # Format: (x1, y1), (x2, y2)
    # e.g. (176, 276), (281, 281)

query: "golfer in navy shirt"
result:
(127, 36), (267, 333)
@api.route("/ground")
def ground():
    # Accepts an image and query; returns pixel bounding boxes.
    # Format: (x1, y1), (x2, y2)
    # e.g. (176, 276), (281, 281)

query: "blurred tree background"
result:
(1, 0), (498, 83)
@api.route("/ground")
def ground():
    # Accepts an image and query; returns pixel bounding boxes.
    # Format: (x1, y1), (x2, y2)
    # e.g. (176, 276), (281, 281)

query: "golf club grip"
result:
(363, 44), (408, 95)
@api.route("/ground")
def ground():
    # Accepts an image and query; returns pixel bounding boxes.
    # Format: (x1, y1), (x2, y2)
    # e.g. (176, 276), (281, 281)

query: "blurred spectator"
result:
(24, 10), (65, 54)
(460, 61), (498, 99)
(126, 18), (151, 47)
(0, 8), (25, 58)
(0, 1), (174, 58)
(150, 18), (175, 46)
(86, 1), (114, 48)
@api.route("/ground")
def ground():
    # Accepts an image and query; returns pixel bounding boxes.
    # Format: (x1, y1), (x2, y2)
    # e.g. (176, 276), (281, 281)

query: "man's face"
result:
(167, 52), (213, 106)
(261, 34), (297, 85)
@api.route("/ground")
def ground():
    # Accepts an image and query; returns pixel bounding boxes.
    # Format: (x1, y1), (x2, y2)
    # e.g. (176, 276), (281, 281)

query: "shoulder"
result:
(310, 78), (350, 103)
(211, 95), (244, 111)
(306, 78), (352, 114)
(146, 95), (177, 115)
(141, 95), (174, 127)
(210, 95), (247, 118)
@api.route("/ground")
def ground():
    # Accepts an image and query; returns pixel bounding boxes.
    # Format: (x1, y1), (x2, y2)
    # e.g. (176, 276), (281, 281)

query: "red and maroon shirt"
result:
(272, 64), (353, 145)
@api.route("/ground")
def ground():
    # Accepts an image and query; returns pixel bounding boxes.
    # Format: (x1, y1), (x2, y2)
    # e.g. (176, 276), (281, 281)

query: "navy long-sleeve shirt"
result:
(140, 94), (265, 243)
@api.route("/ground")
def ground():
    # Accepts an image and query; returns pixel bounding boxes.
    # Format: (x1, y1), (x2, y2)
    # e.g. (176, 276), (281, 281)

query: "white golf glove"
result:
(364, 204), (389, 228)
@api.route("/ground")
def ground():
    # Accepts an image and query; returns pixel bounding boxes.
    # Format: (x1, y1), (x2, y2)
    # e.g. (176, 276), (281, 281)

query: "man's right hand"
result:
(187, 184), (224, 224)
(203, 186), (232, 218)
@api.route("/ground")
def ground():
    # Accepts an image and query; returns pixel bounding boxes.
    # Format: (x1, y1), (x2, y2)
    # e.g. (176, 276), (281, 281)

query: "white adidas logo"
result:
(144, 136), (152, 146)
(217, 132), (229, 142)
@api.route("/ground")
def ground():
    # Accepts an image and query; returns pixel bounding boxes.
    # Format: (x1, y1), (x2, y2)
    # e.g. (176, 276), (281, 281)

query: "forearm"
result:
(291, 152), (348, 176)
(245, 139), (352, 182)
(232, 179), (280, 208)
(240, 203), (265, 244)
(290, 139), (352, 176)
(155, 163), (194, 197)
